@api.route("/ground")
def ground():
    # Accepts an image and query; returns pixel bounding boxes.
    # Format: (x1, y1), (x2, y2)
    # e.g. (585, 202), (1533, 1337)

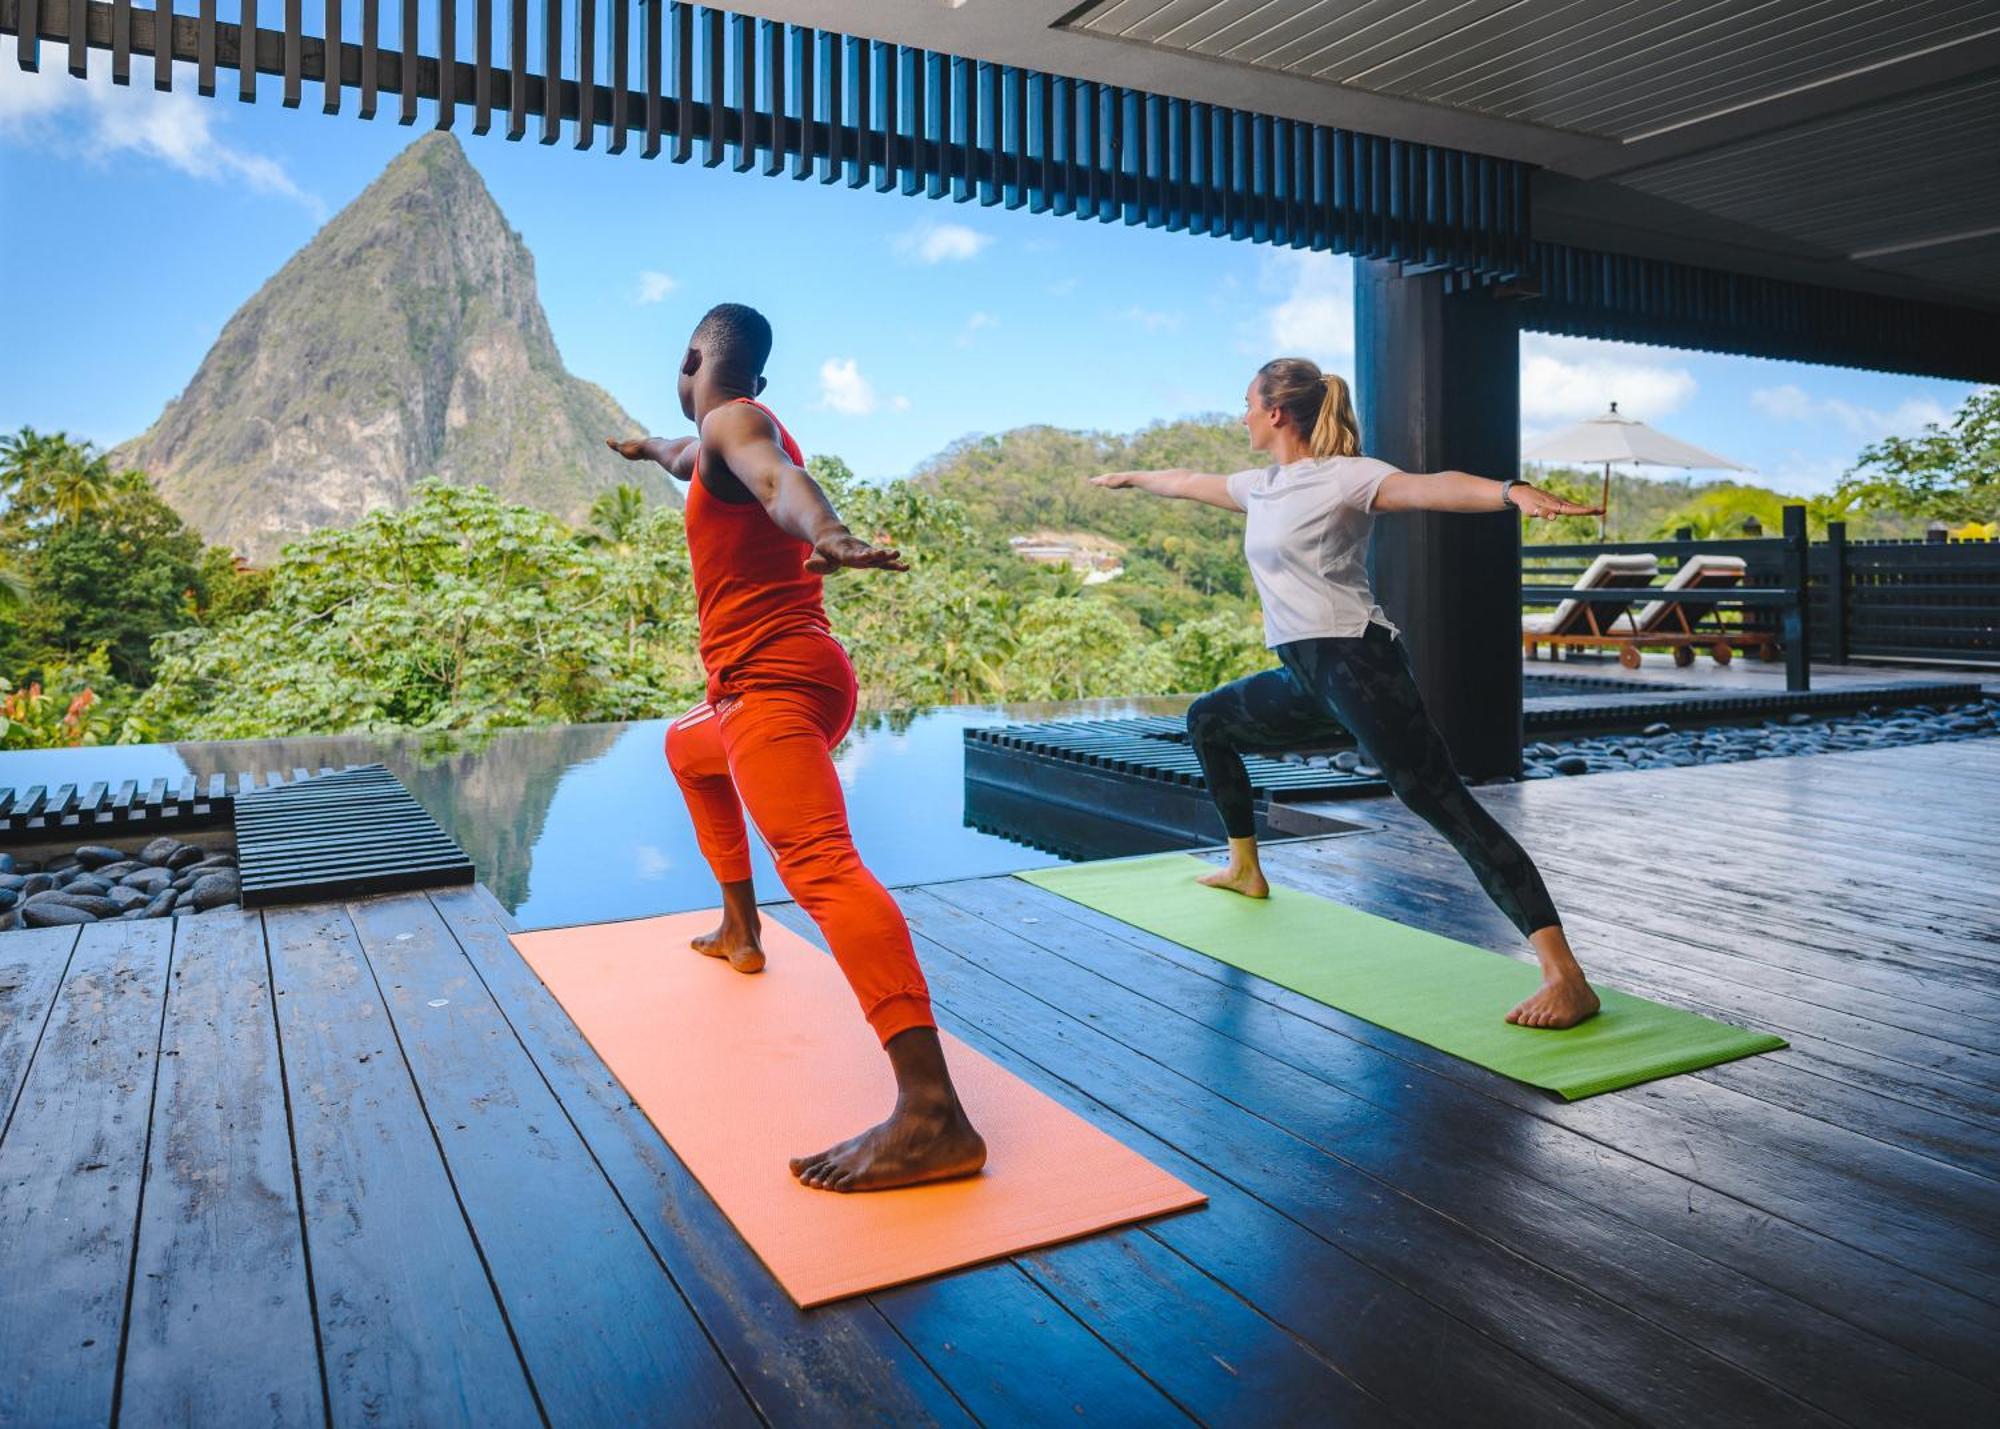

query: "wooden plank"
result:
(67, 0), (84, 75)
(399, 0), (417, 124)
(877, 931), (1616, 1427)
(283, 0), (300, 106)
(324, 0), (341, 114)
(342, 894), (755, 1424)
(262, 903), (540, 1427)
(608, 0), (627, 152)
(0, 925), (81, 1131)
(17, 0), (38, 73)
(907, 884), (1988, 1424)
(574, 0), (592, 148)
(0, 919), (171, 1427)
(358, 0), (373, 117)
(985, 869), (2000, 1392)
(507, 0), (525, 138)
(240, 0), (255, 101)
(541, 0), (560, 143)
(119, 910), (322, 1426)
(642, 0), (660, 156)
(113, 0), (130, 83)
(471, 0), (489, 130)
(429, 883), (977, 1426)
(435, 0), (453, 129)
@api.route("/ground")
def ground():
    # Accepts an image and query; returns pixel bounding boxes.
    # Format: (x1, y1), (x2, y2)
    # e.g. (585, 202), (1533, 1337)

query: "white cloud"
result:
(817, 358), (905, 416)
(1518, 334), (1696, 423)
(892, 220), (991, 264)
(1750, 383), (1948, 443)
(635, 271), (677, 305)
(1047, 276), (1080, 297)
(1121, 305), (1182, 333)
(0, 60), (322, 217)
(1259, 251), (1353, 365)
(955, 311), (997, 348)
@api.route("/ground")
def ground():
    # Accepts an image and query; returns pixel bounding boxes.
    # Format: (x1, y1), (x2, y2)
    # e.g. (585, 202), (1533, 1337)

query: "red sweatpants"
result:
(664, 633), (935, 1046)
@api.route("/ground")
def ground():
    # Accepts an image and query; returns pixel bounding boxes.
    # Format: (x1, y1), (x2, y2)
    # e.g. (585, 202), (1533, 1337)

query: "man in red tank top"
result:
(609, 303), (985, 1193)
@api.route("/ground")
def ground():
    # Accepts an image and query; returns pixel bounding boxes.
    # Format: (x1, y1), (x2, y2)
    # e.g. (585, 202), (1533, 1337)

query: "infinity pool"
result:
(0, 698), (1197, 930)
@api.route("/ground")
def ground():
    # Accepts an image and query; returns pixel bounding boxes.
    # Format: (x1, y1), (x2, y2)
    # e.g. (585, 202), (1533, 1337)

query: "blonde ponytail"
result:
(1256, 358), (1362, 459)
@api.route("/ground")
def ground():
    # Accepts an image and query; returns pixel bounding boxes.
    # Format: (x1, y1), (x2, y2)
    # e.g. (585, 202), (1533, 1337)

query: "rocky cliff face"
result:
(112, 132), (678, 563)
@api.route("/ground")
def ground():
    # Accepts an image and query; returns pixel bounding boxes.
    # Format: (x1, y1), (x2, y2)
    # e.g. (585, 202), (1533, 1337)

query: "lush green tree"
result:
(1836, 386), (2000, 525)
(132, 479), (704, 741)
(17, 485), (207, 685)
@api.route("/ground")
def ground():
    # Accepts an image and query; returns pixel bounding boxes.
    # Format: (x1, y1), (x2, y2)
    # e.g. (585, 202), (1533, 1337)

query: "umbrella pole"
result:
(1600, 462), (1611, 540)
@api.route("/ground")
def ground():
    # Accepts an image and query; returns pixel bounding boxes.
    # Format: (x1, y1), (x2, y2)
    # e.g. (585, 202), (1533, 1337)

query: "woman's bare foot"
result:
(1197, 836), (1269, 898)
(691, 916), (765, 973)
(790, 1100), (988, 1193)
(1197, 863), (1269, 899)
(1506, 973), (1600, 1029)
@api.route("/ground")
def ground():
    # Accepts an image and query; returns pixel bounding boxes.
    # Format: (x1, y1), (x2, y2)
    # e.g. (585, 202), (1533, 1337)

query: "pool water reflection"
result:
(0, 697), (1196, 931)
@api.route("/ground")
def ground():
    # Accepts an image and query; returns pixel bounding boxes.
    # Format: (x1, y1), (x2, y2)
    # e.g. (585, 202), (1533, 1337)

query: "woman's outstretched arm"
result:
(1090, 468), (1245, 512)
(1373, 470), (1602, 520)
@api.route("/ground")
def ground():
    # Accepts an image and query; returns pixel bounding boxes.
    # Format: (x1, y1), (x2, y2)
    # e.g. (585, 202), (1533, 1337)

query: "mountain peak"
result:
(113, 136), (676, 562)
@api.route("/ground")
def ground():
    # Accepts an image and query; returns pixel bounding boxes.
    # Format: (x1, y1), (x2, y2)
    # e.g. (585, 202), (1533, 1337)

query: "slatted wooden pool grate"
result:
(232, 764), (474, 908)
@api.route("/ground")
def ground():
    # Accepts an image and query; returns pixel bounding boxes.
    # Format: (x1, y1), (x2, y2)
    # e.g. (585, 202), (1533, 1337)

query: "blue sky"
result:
(0, 45), (1980, 494)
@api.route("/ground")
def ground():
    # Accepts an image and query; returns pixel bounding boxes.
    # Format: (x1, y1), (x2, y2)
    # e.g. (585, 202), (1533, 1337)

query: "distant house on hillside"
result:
(1009, 531), (1125, 582)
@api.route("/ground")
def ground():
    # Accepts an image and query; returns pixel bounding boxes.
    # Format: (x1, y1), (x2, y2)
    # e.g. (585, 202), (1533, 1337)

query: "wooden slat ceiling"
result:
(1066, 1), (2000, 307)
(1070, 0), (1998, 141)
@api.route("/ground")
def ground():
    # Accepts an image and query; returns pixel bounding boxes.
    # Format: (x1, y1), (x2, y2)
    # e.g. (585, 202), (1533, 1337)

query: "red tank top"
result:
(684, 399), (832, 684)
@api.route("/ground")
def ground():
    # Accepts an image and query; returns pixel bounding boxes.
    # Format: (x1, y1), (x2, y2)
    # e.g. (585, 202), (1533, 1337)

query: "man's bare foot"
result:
(1197, 863), (1269, 899)
(1506, 974), (1600, 1029)
(690, 917), (765, 974)
(789, 1101), (988, 1193)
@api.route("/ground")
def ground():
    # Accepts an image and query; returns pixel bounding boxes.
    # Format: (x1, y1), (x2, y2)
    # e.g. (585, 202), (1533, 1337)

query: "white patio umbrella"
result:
(1522, 402), (1751, 538)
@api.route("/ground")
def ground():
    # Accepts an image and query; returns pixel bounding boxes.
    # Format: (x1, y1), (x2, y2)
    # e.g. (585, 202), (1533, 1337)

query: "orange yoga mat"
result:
(510, 911), (1206, 1307)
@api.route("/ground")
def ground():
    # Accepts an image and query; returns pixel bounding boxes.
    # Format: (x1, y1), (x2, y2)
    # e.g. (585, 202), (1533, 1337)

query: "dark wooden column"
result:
(1355, 259), (1522, 780)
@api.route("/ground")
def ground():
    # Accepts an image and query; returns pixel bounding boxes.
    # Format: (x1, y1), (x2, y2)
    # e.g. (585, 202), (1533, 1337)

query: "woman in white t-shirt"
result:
(1091, 358), (1603, 1030)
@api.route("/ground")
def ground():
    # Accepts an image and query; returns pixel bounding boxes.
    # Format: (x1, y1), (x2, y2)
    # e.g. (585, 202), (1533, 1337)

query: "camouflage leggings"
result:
(1184, 623), (1561, 937)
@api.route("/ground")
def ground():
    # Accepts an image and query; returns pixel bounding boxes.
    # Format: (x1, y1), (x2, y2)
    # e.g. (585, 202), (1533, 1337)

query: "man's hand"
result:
(805, 529), (909, 574)
(1090, 471), (1146, 489)
(1509, 484), (1604, 520)
(606, 437), (652, 461)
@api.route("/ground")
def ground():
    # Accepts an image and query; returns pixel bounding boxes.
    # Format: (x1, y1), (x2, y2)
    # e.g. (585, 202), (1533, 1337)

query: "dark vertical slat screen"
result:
(359, 0), (376, 116)
(642, 0), (661, 157)
(436, 0), (454, 128)
(325, 0), (342, 114)
(68, 0), (85, 76)
(672, 0), (692, 163)
(158, 0), (175, 90)
(284, 0), (301, 108)
(609, 0), (627, 152)
(789, 24), (811, 179)
(474, 0), (490, 130)
(731, 10), (753, 172)
(701, 4), (722, 166)
(507, 0), (525, 137)
(112, 0), (130, 84)
(16, 0), (37, 74)
(542, 0), (561, 143)
(760, 17), (780, 175)
(399, 0), (416, 123)
(575, 0), (593, 148)
(240, 0), (255, 101)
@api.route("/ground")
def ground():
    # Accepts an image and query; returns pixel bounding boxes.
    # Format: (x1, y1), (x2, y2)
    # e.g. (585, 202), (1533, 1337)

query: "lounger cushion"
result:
(1522, 553), (1659, 636)
(1634, 554), (1748, 630)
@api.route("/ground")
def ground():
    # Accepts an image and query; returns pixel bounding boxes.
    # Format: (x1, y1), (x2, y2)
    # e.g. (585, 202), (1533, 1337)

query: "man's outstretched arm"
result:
(606, 435), (701, 482)
(701, 404), (909, 573)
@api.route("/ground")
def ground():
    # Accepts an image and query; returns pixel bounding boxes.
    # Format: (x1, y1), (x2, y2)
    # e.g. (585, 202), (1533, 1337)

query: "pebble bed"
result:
(0, 836), (240, 932)
(1288, 695), (2000, 783)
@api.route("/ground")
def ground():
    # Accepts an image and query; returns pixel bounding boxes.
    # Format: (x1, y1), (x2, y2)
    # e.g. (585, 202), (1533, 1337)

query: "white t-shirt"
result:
(1226, 455), (1400, 648)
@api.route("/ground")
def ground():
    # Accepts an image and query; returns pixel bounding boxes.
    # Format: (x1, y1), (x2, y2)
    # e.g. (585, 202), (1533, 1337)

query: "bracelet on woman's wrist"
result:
(1499, 478), (1522, 510)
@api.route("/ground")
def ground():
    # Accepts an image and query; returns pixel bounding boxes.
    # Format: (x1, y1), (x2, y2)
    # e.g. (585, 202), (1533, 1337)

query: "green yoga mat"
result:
(1019, 854), (1786, 1100)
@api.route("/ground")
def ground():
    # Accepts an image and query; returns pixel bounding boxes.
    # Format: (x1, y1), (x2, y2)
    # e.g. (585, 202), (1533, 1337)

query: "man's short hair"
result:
(692, 302), (773, 376)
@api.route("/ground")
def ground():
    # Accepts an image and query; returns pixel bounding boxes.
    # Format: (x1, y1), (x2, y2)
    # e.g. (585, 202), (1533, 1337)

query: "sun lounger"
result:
(1521, 553), (1658, 650)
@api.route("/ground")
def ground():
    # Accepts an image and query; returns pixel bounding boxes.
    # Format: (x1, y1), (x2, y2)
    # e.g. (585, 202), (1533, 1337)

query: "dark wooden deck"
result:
(2, 738), (1996, 1426)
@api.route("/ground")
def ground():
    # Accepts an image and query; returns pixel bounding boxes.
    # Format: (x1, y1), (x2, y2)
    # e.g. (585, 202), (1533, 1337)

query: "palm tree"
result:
(0, 553), (28, 608)
(45, 446), (115, 526)
(583, 484), (648, 549)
